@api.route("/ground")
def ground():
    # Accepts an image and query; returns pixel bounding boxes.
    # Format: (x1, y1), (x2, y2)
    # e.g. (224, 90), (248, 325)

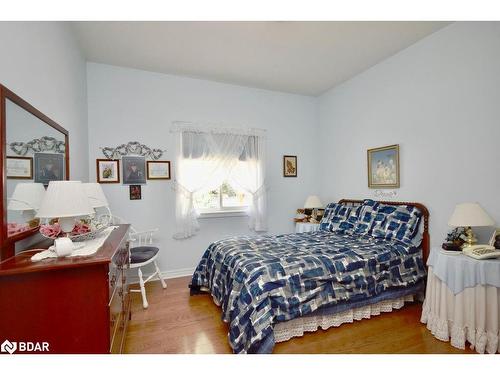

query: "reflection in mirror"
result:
(5, 99), (66, 237)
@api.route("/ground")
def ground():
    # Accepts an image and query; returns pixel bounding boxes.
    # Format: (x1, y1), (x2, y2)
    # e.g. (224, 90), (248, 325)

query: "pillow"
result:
(410, 219), (424, 248)
(319, 203), (353, 232)
(319, 202), (339, 231)
(336, 205), (363, 234)
(352, 199), (381, 235)
(372, 204), (422, 244)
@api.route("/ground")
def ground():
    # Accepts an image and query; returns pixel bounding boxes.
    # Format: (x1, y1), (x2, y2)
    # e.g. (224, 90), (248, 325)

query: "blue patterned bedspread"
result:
(190, 231), (426, 353)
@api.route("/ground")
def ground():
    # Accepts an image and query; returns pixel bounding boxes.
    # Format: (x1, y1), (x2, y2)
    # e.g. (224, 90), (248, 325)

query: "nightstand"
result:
(420, 246), (500, 354)
(295, 222), (320, 233)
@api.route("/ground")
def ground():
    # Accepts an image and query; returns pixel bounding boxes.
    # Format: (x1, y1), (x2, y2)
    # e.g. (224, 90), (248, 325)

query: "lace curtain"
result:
(172, 122), (267, 239)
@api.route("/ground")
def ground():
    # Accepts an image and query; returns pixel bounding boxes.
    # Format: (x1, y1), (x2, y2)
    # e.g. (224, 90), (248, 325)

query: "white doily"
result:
(31, 226), (118, 262)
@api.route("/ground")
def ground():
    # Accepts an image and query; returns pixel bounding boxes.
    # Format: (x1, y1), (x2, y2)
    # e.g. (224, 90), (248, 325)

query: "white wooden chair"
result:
(112, 216), (167, 308)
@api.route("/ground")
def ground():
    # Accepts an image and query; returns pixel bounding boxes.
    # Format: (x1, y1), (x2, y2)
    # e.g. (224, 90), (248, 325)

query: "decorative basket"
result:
(68, 224), (109, 242)
(39, 216), (111, 242)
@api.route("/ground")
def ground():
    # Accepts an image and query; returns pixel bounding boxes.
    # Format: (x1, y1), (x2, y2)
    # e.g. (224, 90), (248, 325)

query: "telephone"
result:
(463, 245), (500, 260)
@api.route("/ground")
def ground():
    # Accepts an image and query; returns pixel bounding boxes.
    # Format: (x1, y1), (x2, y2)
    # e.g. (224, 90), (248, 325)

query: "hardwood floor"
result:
(124, 276), (473, 354)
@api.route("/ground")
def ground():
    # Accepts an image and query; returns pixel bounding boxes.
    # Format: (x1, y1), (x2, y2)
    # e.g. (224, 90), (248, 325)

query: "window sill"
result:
(198, 210), (248, 219)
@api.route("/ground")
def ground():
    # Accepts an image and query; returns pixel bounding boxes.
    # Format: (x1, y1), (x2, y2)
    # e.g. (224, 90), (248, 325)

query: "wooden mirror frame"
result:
(0, 85), (70, 261)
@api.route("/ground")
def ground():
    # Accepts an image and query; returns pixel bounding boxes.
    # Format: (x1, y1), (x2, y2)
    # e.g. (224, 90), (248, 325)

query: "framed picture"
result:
(34, 152), (64, 185)
(129, 185), (142, 200)
(96, 159), (120, 183)
(6, 156), (33, 179)
(122, 156), (146, 185)
(367, 144), (400, 188)
(283, 155), (297, 177)
(147, 160), (171, 180)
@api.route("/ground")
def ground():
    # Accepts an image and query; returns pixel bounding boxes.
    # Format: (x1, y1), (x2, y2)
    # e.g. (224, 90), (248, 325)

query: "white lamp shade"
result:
(7, 183), (46, 211)
(448, 202), (495, 227)
(304, 195), (323, 209)
(83, 183), (109, 208)
(37, 181), (94, 219)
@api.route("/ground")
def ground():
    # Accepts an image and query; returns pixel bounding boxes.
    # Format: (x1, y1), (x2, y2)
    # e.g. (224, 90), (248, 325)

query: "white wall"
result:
(317, 22), (500, 246)
(87, 63), (318, 275)
(0, 22), (88, 181)
(1, 22), (88, 251)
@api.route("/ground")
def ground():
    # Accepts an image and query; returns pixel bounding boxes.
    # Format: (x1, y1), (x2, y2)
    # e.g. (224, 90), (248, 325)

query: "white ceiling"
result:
(72, 21), (450, 96)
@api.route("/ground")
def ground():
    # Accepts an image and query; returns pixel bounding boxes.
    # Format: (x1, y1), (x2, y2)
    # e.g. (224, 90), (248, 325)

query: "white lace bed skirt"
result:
(274, 295), (415, 343)
(420, 267), (500, 354)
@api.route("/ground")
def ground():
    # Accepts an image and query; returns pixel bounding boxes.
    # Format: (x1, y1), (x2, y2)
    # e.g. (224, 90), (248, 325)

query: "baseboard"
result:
(127, 267), (195, 284)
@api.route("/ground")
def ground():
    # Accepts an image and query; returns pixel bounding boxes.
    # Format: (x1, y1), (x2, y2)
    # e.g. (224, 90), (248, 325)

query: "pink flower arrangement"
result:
(7, 223), (30, 236)
(71, 222), (91, 236)
(39, 221), (91, 239)
(40, 223), (62, 238)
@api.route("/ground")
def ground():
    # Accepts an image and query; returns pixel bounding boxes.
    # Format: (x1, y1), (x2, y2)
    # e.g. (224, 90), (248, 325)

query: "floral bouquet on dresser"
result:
(40, 215), (110, 242)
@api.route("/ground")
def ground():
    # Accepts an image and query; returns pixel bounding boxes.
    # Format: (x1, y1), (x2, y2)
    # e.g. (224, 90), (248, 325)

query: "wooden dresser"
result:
(0, 224), (131, 354)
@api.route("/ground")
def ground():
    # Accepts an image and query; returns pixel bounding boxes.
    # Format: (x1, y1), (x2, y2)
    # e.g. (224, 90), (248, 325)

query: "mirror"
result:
(1, 85), (69, 260)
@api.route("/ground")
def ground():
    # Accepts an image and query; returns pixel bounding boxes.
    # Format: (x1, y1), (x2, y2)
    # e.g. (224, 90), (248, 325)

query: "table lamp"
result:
(304, 195), (323, 223)
(448, 202), (495, 248)
(304, 195), (323, 209)
(7, 183), (46, 224)
(83, 182), (112, 224)
(37, 181), (94, 237)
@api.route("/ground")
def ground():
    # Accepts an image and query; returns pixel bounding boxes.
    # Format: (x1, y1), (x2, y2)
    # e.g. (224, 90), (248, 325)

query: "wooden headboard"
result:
(338, 199), (430, 264)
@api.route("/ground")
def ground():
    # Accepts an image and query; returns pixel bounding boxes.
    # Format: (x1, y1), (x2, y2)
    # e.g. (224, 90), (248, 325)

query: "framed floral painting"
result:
(367, 144), (400, 188)
(96, 159), (120, 183)
(283, 155), (297, 177)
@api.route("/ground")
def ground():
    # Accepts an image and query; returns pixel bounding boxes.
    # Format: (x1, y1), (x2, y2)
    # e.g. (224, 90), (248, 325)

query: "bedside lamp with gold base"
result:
(304, 195), (323, 224)
(448, 202), (495, 249)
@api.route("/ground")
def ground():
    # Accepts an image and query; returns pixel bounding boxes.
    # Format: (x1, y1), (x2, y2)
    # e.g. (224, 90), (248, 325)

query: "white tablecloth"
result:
(427, 247), (500, 294)
(421, 267), (500, 353)
(295, 222), (320, 233)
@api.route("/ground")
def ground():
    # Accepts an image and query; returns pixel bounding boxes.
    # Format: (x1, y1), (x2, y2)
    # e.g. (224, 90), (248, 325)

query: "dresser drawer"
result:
(109, 283), (124, 353)
(109, 239), (130, 353)
(108, 238), (129, 302)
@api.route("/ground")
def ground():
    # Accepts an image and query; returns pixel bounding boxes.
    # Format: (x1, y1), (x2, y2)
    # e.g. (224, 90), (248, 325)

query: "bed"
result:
(190, 199), (430, 353)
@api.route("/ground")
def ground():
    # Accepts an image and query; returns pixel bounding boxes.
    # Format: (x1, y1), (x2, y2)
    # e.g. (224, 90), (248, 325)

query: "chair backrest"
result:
(111, 215), (158, 247)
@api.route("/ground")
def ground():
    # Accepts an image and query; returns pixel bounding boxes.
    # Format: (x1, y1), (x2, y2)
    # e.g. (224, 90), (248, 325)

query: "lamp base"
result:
(21, 209), (36, 222)
(59, 217), (77, 233)
(461, 226), (478, 249)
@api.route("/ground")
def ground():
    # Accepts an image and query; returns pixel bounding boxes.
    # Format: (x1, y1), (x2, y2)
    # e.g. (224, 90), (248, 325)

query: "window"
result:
(172, 124), (267, 239)
(194, 181), (251, 214)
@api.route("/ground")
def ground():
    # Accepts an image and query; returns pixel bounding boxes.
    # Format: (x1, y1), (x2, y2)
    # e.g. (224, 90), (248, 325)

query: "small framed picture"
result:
(34, 153), (64, 185)
(283, 155), (297, 177)
(6, 156), (33, 179)
(147, 160), (171, 180)
(129, 185), (142, 200)
(367, 144), (400, 189)
(96, 159), (120, 183)
(122, 156), (146, 185)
